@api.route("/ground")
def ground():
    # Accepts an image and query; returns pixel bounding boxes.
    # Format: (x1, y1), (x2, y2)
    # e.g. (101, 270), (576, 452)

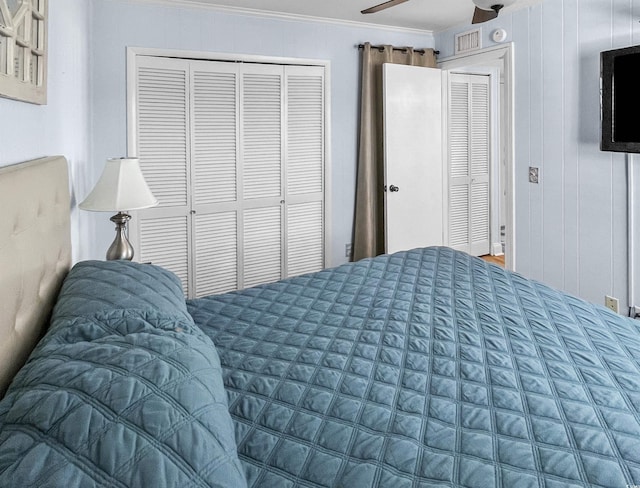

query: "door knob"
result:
(389, 185), (400, 192)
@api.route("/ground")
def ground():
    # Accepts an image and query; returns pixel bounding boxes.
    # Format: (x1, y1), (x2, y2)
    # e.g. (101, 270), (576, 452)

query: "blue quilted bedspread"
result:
(0, 261), (246, 487)
(188, 247), (640, 487)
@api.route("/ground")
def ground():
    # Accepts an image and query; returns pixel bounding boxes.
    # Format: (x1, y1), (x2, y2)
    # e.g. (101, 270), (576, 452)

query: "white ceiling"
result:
(175, 0), (541, 33)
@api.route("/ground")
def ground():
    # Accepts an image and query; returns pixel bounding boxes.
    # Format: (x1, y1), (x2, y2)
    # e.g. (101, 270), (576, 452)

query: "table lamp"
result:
(79, 157), (158, 260)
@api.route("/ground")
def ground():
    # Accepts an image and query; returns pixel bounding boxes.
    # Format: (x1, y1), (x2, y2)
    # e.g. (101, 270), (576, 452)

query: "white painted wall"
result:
(0, 0), (92, 262)
(88, 0), (435, 267)
(436, 0), (640, 312)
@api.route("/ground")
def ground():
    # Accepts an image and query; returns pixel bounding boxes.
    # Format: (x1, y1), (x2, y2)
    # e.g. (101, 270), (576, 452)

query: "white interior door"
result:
(448, 73), (491, 256)
(383, 63), (444, 254)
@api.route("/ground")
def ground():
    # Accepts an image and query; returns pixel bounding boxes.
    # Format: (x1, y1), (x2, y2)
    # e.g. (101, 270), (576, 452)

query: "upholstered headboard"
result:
(0, 156), (72, 397)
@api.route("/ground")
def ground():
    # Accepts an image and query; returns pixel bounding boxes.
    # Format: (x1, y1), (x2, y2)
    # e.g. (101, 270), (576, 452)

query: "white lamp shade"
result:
(473, 0), (516, 10)
(79, 158), (158, 212)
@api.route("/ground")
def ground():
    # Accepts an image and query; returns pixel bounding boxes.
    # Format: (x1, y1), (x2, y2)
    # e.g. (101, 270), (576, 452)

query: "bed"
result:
(1, 157), (640, 487)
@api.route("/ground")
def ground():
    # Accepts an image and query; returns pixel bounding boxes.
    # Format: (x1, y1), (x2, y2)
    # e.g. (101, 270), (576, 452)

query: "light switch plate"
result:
(605, 295), (619, 314)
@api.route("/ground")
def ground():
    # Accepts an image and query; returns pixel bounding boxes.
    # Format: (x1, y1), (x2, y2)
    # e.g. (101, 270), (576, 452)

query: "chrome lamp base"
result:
(106, 212), (134, 261)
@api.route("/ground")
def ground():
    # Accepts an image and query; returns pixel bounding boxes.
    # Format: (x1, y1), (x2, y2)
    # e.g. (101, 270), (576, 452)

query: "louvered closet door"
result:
(190, 62), (286, 295)
(240, 64), (285, 289)
(132, 56), (191, 293)
(448, 73), (490, 256)
(190, 61), (240, 297)
(131, 56), (326, 298)
(285, 66), (325, 277)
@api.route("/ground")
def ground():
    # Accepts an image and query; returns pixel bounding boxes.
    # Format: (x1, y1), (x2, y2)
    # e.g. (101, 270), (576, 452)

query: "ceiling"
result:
(179, 0), (541, 33)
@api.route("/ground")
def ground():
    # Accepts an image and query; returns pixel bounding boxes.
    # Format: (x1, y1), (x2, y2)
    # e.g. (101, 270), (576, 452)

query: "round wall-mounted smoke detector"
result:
(492, 28), (508, 43)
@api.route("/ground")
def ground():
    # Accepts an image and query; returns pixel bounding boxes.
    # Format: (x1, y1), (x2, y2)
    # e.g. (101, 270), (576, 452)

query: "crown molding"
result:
(121, 0), (435, 36)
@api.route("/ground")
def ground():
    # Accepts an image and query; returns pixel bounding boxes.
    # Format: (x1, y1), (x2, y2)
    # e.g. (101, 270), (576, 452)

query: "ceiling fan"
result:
(361, 0), (515, 24)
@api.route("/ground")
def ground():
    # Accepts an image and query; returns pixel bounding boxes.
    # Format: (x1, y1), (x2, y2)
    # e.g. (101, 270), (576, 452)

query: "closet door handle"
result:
(389, 185), (400, 192)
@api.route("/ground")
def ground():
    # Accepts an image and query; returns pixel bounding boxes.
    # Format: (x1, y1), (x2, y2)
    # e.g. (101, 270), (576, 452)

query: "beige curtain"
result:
(353, 43), (437, 261)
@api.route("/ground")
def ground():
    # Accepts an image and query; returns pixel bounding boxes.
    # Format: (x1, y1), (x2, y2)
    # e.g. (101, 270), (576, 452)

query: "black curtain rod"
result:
(357, 44), (439, 56)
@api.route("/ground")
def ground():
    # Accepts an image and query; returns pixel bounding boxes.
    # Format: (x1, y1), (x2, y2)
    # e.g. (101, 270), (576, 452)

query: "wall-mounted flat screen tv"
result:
(601, 45), (640, 153)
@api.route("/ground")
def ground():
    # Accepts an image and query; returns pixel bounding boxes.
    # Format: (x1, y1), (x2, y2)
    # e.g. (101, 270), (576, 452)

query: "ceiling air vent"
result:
(455, 28), (482, 54)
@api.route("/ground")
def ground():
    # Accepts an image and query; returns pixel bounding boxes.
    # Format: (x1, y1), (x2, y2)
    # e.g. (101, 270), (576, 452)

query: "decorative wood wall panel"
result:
(0, 0), (47, 104)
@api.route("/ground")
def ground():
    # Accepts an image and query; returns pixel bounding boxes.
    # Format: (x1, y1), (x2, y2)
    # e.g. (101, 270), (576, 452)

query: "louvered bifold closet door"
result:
(190, 61), (240, 297)
(131, 56), (327, 297)
(241, 64), (284, 288)
(469, 79), (490, 256)
(449, 79), (470, 250)
(447, 73), (490, 256)
(284, 66), (325, 277)
(132, 56), (191, 293)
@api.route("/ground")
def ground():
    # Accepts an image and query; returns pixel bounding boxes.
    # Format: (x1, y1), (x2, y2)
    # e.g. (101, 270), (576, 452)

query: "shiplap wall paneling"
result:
(575, 1), (618, 304)
(509, 0), (627, 308)
(528, 4), (544, 285)
(607, 0), (632, 308)
(560, 0), (579, 296)
(511, 8), (532, 280)
(540, 0), (565, 291)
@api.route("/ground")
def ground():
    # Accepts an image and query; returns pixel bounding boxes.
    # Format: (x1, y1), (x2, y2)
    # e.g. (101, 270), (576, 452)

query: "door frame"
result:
(125, 46), (333, 271)
(438, 43), (516, 271)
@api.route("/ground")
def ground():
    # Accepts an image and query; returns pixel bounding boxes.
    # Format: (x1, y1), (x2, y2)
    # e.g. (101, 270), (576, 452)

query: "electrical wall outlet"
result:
(345, 243), (353, 259)
(605, 295), (619, 314)
(529, 166), (539, 184)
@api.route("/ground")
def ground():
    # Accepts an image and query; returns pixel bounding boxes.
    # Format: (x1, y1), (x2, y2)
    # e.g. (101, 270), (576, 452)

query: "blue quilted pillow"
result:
(0, 260), (247, 487)
(51, 260), (193, 329)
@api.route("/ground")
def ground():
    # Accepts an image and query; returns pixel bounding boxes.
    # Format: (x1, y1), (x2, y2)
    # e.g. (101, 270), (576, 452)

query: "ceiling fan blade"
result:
(471, 6), (499, 24)
(361, 0), (410, 14)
